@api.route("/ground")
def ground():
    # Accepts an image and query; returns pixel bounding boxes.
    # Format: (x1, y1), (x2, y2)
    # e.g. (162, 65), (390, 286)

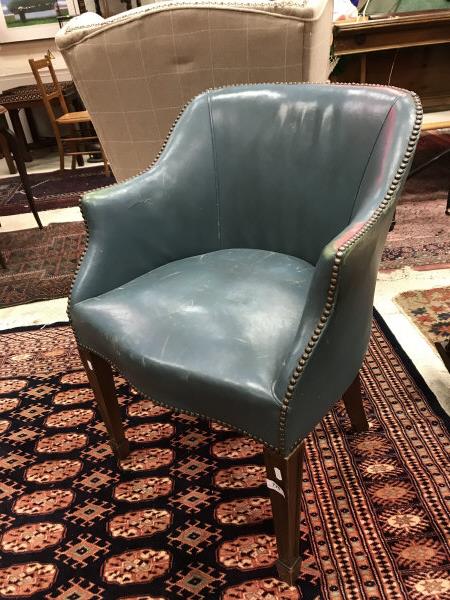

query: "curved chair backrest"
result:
(122, 83), (416, 264)
(72, 84), (420, 452)
(185, 83), (417, 265)
(55, 0), (333, 181)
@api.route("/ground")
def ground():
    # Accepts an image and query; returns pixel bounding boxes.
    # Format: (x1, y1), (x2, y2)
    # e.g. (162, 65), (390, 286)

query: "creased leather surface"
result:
(72, 249), (314, 443)
(71, 84), (418, 450)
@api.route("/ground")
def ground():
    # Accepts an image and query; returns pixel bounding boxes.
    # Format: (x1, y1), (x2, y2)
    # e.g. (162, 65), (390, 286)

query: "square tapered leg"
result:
(343, 373), (369, 432)
(78, 346), (130, 459)
(264, 442), (304, 585)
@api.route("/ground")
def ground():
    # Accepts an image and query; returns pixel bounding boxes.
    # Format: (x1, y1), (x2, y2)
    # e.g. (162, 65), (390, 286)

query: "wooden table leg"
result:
(2, 127), (42, 229)
(0, 131), (16, 174)
(8, 109), (32, 162)
(25, 107), (41, 147)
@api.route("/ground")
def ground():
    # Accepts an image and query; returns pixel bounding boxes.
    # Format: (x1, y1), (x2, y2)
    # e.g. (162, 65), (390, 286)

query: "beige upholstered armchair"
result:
(56, 0), (333, 180)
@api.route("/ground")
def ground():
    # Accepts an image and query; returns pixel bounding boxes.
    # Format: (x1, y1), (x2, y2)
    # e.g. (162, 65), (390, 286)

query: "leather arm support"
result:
(71, 168), (220, 307)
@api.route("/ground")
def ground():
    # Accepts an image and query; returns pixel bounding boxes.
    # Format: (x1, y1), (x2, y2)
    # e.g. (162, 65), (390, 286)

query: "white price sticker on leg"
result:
(266, 478), (285, 497)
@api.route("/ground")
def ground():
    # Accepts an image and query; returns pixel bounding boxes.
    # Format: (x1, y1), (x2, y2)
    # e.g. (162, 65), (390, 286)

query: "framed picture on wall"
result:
(0, 0), (78, 43)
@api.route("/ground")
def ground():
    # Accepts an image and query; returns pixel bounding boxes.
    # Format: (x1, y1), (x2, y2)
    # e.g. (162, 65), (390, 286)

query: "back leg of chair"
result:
(264, 441), (304, 586)
(57, 133), (65, 171)
(69, 125), (78, 170)
(78, 345), (130, 459)
(72, 124), (85, 167)
(342, 373), (369, 432)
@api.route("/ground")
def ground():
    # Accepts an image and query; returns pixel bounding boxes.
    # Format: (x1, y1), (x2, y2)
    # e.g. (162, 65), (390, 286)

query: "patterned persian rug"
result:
(0, 167), (114, 216)
(0, 314), (448, 599)
(395, 287), (450, 347)
(0, 222), (85, 308)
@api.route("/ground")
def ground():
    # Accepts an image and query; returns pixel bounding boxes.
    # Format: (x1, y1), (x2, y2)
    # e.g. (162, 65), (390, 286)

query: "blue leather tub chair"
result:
(70, 83), (421, 585)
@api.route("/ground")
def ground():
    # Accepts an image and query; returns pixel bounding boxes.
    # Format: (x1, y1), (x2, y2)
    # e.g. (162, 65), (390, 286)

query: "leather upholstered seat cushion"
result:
(71, 248), (315, 440)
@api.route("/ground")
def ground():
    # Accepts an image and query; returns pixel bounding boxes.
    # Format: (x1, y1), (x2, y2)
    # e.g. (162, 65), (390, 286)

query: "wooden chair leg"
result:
(71, 125), (84, 167)
(58, 142), (65, 171)
(264, 442), (304, 586)
(342, 373), (369, 432)
(78, 345), (130, 459)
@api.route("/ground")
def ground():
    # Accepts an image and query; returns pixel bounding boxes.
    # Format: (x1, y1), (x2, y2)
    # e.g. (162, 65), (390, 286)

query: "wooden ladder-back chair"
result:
(29, 54), (108, 175)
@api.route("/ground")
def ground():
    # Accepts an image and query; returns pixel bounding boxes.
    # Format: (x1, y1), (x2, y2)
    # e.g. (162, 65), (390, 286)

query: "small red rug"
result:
(0, 222), (85, 308)
(395, 286), (450, 348)
(0, 314), (448, 599)
(0, 166), (114, 216)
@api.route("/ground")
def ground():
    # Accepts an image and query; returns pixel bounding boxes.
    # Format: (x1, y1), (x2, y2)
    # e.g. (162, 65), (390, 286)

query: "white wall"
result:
(0, 39), (69, 88)
(0, 39), (70, 139)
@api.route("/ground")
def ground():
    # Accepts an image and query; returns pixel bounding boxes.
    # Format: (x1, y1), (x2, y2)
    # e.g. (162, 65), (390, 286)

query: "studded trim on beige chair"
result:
(56, 0), (333, 180)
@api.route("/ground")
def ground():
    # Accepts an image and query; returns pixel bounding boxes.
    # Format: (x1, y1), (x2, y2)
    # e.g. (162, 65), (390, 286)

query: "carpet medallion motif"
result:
(0, 318), (449, 599)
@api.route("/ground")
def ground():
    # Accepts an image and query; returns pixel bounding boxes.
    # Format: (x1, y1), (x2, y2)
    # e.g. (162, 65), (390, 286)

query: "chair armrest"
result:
(69, 98), (219, 310)
(70, 95), (219, 308)
(70, 168), (218, 308)
(274, 89), (421, 452)
(274, 202), (395, 451)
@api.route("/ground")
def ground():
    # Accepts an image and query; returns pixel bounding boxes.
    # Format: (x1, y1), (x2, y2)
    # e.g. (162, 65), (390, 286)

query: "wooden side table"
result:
(332, 11), (450, 112)
(0, 81), (79, 166)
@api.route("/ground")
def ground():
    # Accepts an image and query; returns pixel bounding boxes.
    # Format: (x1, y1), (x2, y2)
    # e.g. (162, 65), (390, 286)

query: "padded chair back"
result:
(122, 83), (416, 266)
(55, 0), (333, 181)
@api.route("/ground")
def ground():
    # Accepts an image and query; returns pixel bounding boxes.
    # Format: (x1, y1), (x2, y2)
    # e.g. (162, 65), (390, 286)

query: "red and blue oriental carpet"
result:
(0, 314), (449, 599)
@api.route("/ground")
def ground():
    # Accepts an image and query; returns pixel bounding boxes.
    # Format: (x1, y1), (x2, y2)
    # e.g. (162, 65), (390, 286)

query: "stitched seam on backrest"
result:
(207, 93), (222, 248)
(346, 97), (400, 226)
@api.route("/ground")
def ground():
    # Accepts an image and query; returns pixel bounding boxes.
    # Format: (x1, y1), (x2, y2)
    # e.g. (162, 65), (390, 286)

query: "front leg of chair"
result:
(342, 373), (369, 432)
(264, 442), (304, 586)
(78, 346), (130, 459)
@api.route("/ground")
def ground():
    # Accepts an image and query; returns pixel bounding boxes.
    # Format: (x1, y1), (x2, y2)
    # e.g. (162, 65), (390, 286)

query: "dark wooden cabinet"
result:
(332, 10), (450, 111)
